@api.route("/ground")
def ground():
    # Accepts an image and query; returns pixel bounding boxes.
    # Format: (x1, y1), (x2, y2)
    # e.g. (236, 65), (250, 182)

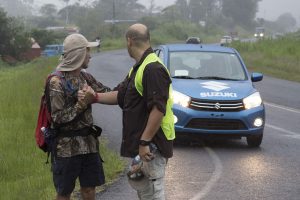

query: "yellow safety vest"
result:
(128, 53), (175, 140)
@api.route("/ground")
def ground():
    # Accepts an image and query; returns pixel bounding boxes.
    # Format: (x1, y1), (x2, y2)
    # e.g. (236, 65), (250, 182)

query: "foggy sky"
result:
(36, 0), (300, 24)
(256, 0), (300, 22)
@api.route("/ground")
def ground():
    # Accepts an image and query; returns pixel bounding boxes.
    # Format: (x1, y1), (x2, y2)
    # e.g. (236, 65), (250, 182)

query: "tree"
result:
(0, 8), (31, 61)
(174, 0), (219, 24)
(175, 0), (189, 20)
(40, 4), (57, 18)
(0, 0), (32, 16)
(0, 8), (10, 54)
(221, 0), (261, 28)
(30, 29), (65, 49)
(276, 13), (297, 32)
(60, 0), (71, 25)
(189, 0), (202, 23)
(161, 5), (181, 22)
(7, 19), (31, 58)
(93, 0), (145, 20)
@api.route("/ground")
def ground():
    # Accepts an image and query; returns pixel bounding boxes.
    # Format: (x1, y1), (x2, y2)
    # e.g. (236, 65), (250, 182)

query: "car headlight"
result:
(172, 90), (191, 107)
(254, 33), (258, 37)
(243, 92), (262, 109)
(260, 33), (264, 37)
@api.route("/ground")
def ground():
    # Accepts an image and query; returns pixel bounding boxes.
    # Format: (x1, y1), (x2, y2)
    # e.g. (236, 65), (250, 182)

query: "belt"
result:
(59, 127), (92, 137)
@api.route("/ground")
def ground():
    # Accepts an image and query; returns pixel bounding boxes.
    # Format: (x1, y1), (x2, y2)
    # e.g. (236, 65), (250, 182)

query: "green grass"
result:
(232, 36), (300, 82)
(0, 57), (125, 199)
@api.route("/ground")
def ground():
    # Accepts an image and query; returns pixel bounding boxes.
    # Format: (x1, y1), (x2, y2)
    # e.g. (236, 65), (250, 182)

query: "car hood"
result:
(172, 79), (257, 100)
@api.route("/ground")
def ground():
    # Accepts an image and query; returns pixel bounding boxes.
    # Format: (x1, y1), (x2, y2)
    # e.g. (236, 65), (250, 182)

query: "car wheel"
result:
(246, 134), (263, 147)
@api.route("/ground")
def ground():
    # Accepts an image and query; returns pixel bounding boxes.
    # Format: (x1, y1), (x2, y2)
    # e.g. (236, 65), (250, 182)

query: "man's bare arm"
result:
(95, 91), (118, 105)
(139, 105), (164, 161)
(78, 86), (118, 105)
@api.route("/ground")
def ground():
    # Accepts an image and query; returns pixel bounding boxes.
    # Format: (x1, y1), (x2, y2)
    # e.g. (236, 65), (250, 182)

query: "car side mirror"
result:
(251, 72), (263, 82)
(154, 49), (160, 54)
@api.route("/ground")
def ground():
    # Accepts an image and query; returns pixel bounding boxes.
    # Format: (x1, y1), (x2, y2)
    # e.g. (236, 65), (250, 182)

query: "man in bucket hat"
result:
(48, 33), (110, 200)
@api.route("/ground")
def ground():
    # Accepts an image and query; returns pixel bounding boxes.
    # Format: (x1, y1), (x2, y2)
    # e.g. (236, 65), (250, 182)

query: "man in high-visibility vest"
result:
(79, 23), (175, 200)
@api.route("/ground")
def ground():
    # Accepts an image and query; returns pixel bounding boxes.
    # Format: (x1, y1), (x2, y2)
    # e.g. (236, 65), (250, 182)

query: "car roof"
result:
(45, 44), (63, 47)
(159, 43), (236, 54)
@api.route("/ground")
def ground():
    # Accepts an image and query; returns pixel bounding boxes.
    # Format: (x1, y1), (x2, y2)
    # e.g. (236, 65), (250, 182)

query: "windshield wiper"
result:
(172, 75), (195, 79)
(195, 76), (239, 81)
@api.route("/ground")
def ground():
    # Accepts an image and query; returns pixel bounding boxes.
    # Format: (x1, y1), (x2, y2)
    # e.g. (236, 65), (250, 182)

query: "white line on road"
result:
(188, 102), (299, 199)
(190, 147), (223, 200)
(264, 102), (300, 139)
(266, 124), (300, 139)
(264, 102), (300, 114)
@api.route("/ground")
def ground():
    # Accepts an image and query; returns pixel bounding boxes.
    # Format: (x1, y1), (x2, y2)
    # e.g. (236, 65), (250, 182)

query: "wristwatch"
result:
(139, 140), (151, 146)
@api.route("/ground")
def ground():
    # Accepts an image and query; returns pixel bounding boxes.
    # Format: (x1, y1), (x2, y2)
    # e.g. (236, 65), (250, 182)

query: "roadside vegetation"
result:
(0, 57), (125, 199)
(101, 29), (300, 83)
(232, 32), (300, 82)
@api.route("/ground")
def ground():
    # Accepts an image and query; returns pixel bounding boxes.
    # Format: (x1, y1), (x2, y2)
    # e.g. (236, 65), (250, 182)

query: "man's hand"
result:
(139, 145), (154, 162)
(78, 84), (96, 104)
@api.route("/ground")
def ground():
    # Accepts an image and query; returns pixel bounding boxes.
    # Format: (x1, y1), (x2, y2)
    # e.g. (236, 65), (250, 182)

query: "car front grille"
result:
(189, 99), (244, 112)
(185, 118), (247, 130)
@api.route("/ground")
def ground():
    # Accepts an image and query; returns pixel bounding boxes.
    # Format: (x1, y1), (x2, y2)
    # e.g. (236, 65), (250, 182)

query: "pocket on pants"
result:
(142, 152), (166, 180)
(153, 178), (165, 200)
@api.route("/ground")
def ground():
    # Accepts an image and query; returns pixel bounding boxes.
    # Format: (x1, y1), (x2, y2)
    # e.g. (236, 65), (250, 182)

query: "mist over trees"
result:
(0, 0), (33, 16)
(0, 0), (298, 62)
(21, 0), (265, 38)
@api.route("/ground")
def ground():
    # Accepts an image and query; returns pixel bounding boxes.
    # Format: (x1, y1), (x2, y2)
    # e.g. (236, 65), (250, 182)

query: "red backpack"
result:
(35, 71), (65, 152)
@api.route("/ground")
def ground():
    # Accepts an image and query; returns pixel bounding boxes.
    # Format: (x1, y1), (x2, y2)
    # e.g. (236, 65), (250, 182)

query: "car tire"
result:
(246, 134), (263, 147)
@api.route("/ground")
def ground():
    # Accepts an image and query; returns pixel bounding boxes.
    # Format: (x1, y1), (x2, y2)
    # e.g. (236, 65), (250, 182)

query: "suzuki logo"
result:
(215, 103), (221, 110)
(201, 81), (229, 91)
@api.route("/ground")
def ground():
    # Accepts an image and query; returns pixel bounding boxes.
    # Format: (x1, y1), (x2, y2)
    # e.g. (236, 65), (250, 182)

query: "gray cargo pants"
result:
(128, 151), (167, 200)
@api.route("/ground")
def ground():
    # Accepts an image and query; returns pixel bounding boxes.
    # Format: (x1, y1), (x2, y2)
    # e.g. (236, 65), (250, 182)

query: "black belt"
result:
(58, 125), (102, 138)
(59, 127), (92, 137)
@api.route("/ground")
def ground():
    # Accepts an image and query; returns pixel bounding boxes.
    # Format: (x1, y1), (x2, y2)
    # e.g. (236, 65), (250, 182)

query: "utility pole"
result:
(60, 0), (70, 26)
(112, 0), (116, 38)
(66, 0), (69, 26)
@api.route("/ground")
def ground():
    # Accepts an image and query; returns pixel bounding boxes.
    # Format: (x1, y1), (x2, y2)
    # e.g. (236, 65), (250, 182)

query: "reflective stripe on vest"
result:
(128, 53), (175, 140)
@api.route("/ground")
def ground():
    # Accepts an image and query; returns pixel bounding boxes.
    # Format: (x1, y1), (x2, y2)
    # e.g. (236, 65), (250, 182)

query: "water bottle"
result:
(127, 154), (143, 180)
(41, 126), (56, 145)
(41, 127), (50, 138)
(127, 143), (158, 180)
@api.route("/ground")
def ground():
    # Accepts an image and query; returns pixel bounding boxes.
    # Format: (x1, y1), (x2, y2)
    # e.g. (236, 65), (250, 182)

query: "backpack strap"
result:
(44, 71), (66, 125)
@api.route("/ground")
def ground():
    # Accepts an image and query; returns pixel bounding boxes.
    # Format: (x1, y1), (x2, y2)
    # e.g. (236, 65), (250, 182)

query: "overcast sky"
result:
(37, 0), (300, 23)
(139, 0), (300, 22)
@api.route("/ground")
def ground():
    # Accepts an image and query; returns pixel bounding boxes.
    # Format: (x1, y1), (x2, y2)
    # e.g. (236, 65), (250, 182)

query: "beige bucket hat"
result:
(57, 33), (99, 72)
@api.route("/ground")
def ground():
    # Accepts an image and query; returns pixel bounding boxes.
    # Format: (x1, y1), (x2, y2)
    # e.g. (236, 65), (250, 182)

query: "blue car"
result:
(41, 44), (64, 57)
(155, 44), (265, 147)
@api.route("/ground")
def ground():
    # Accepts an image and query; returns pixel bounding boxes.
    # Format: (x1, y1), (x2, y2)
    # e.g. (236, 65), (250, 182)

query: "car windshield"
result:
(169, 51), (246, 80)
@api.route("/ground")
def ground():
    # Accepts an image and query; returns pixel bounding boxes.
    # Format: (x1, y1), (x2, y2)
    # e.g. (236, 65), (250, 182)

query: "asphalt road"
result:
(87, 49), (300, 200)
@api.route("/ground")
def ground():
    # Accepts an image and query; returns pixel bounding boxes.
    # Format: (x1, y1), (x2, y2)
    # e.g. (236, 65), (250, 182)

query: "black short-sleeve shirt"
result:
(116, 48), (173, 158)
